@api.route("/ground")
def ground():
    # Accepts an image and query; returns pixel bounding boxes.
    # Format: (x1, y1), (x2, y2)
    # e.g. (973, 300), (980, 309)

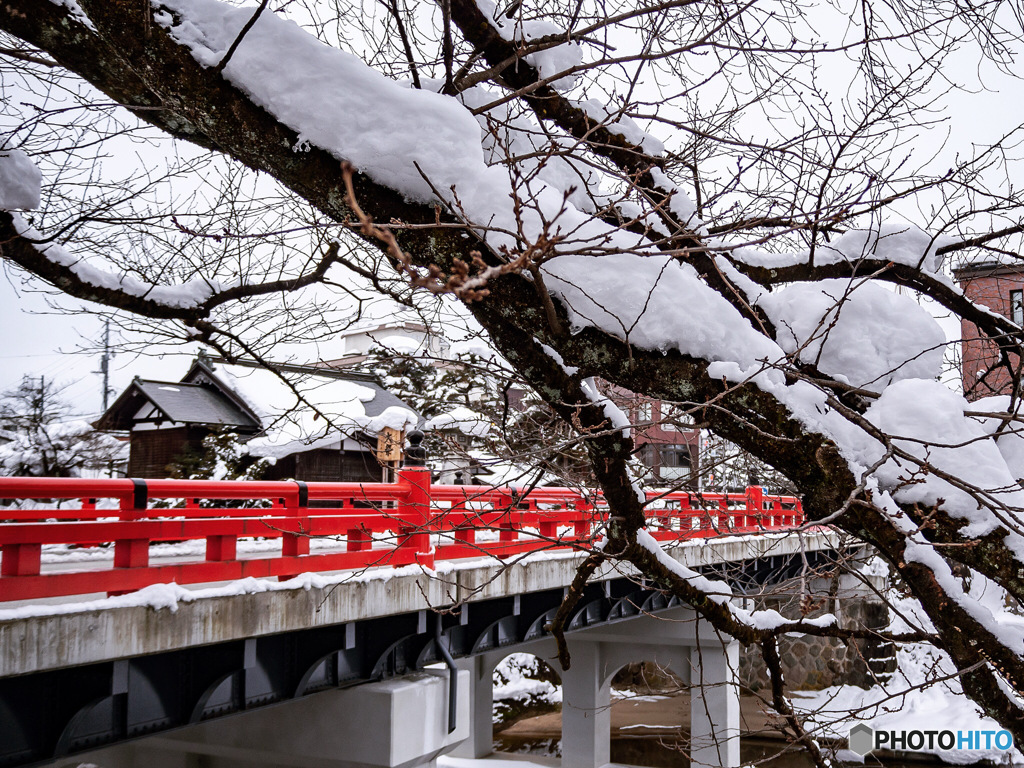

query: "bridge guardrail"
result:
(0, 471), (802, 603)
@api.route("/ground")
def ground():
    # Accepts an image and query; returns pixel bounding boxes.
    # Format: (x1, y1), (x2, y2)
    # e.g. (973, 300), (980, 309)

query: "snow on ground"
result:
(795, 581), (1024, 765)
(794, 648), (1023, 765)
(492, 653), (562, 722)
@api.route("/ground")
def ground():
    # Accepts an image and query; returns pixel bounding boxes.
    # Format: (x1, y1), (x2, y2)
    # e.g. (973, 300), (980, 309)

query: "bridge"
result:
(0, 460), (842, 768)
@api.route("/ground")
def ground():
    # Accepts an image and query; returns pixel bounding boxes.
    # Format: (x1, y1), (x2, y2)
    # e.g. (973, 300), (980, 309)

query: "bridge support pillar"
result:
(690, 639), (741, 768)
(50, 670), (468, 768)
(563, 607), (741, 768)
(560, 641), (611, 768)
(450, 655), (493, 759)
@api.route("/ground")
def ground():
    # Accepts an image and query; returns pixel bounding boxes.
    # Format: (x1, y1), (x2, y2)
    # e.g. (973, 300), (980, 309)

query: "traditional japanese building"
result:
(96, 357), (418, 481)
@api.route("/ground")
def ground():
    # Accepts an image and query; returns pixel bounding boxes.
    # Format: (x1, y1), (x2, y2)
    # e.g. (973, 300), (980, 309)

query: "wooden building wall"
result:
(262, 448), (382, 483)
(128, 427), (207, 478)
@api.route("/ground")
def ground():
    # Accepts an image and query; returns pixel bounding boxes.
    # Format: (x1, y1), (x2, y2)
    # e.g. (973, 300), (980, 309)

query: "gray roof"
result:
(360, 381), (415, 418)
(133, 381), (260, 429)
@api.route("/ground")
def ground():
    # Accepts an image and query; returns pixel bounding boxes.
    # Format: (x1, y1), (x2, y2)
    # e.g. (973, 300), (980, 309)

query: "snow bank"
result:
(492, 652), (562, 723)
(795, 584), (1024, 765)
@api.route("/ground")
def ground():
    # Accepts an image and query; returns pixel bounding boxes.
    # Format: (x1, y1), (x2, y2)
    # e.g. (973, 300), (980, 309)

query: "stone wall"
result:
(739, 596), (896, 692)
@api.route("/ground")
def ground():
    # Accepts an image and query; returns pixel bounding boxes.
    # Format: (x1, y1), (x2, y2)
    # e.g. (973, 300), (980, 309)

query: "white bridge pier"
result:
(455, 605), (740, 768)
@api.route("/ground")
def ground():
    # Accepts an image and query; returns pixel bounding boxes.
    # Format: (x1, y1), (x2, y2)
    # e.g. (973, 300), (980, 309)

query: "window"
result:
(636, 402), (652, 424)
(1012, 290), (1023, 326)
(658, 446), (692, 482)
(661, 404), (693, 432)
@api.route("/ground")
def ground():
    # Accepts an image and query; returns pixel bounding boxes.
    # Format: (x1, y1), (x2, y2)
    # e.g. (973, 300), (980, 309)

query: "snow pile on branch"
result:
(475, 0), (582, 92)
(637, 530), (838, 632)
(732, 223), (948, 277)
(971, 395), (1024, 482)
(9, 213), (227, 308)
(758, 279), (945, 391)
(0, 150), (41, 210)
(852, 381), (1024, 547)
(155, 0), (488, 205)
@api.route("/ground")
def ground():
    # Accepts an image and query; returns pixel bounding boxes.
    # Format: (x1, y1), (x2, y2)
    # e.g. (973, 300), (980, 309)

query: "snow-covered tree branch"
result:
(4, 0), (1024, 758)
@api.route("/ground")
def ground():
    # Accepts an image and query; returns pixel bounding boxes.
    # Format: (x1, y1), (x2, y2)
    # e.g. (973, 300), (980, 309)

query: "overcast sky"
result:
(0, 271), (199, 418)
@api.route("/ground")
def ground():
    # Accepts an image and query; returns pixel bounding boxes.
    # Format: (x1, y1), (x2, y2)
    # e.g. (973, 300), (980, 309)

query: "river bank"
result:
(493, 691), (1000, 768)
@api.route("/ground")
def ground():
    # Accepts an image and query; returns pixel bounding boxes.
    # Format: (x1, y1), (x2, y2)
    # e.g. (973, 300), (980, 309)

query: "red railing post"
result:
(282, 481), (310, 557)
(745, 485), (764, 529)
(397, 464), (433, 567)
(496, 491), (517, 544)
(347, 527), (372, 551)
(715, 496), (727, 534)
(206, 535), (237, 561)
(1, 543), (41, 577)
(574, 496), (593, 540)
(453, 500), (475, 544)
(114, 480), (149, 570)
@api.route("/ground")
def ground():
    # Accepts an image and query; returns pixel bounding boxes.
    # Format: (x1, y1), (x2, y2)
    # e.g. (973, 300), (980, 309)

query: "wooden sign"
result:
(376, 427), (403, 463)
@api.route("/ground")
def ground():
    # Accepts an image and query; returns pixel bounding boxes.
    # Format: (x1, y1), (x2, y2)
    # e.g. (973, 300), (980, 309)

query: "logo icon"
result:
(848, 723), (875, 756)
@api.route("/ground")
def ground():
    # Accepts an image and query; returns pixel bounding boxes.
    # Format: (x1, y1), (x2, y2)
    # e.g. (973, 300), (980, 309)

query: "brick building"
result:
(953, 262), (1024, 400)
(606, 390), (700, 488)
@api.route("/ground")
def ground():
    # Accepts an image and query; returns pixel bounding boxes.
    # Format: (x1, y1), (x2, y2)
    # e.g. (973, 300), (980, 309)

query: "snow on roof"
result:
(424, 406), (491, 438)
(198, 360), (418, 459)
(134, 380), (260, 429)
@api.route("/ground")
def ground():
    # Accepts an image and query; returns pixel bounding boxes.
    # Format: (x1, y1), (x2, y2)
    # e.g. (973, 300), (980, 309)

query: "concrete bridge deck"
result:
(1, 529), (838, 678)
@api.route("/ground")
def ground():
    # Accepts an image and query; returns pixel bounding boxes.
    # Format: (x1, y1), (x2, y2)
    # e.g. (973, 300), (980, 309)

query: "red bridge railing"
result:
(0, 470), (802, 603)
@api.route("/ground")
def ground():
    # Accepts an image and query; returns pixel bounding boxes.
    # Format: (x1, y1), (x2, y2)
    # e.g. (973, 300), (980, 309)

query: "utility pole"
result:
(35, 375), (45, 424)
(98, 319), (112, 412)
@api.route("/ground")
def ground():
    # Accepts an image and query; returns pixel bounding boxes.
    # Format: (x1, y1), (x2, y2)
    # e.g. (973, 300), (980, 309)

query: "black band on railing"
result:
(295, 481), (308, 508)
(132, 479), (148, 510)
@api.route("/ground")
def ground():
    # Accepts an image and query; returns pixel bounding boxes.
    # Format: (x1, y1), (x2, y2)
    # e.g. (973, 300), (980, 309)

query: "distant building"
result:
(608, 390), (700, 488)
(96, 357), (417, 480)
(324, 320), (450, 366)
(332, 318), (700, 487)
(953, 262), (1024, 400)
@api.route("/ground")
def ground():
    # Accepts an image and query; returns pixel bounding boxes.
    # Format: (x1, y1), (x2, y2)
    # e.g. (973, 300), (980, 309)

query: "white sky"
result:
(0, 271), (199, 417)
